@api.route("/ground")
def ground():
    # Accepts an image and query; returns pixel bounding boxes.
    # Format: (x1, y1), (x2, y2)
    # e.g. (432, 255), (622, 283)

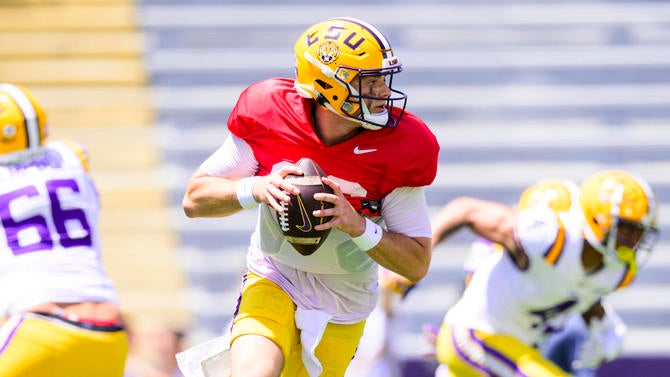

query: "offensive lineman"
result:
(0, 84), (127, 376)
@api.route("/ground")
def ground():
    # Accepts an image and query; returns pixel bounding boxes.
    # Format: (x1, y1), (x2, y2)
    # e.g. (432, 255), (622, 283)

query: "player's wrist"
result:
(236, 176), (260, 209)
(351, 218), (382, 251)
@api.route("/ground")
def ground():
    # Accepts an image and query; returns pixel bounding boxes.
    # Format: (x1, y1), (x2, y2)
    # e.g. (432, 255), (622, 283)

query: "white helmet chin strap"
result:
(360, 109), (388, 130)
(317, 100), (387, 131)
(348, 86), (388, 130)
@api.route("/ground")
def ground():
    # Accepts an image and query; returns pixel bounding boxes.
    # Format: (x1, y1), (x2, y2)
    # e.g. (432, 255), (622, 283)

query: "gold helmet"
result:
(294, 17), (406, 130)
(0, 83), (48, 163)
(518, 178), (580, 212)
(580, 170), (659, 271)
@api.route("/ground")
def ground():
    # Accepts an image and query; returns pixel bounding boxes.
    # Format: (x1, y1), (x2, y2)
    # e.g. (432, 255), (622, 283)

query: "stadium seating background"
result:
(4, 0), (668, 375)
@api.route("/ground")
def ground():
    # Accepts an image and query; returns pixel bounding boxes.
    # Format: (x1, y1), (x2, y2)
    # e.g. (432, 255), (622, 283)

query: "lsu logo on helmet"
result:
(316, 41), (340, 65)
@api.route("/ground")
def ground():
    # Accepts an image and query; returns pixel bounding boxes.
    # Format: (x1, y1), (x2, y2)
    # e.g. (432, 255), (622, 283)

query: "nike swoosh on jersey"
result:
(353, 146), (377, 154)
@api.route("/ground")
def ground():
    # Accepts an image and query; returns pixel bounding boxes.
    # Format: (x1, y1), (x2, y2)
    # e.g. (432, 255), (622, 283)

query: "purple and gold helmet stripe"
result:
(0, 83), (40, 150)
(331, 17), (394, 59)
(543, 219), (566, 266)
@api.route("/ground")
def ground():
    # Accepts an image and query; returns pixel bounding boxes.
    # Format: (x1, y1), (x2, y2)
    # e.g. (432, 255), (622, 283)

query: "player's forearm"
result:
(431, 197), (475, 247)
(582, 300), (605, 324)
(367, 234), (431, 283)
(432, 197), (516, 250)
(183, 175), (245, 218)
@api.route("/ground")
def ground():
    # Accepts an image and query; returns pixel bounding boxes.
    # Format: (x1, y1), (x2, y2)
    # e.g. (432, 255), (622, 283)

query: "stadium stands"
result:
(0, 0), (190, 332)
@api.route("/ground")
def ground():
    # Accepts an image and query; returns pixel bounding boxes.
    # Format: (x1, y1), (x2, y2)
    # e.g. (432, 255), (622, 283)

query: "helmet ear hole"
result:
(315, 79), (332, 90)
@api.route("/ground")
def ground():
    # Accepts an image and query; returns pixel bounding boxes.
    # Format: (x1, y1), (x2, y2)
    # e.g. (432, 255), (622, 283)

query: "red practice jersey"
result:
(227, 78), (440, 216)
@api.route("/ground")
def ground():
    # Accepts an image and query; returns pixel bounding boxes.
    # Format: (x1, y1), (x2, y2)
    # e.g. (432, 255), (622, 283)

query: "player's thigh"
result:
(316, 320), (366, 376)
(284, 320), (367, 377)
(436, 324), (570, 377)
(231, 270), (299, 363)
(0, 314), (127, 377)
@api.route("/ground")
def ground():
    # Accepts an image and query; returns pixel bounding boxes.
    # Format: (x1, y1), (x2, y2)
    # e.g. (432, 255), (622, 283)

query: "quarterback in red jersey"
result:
(182, 17), (439, 377)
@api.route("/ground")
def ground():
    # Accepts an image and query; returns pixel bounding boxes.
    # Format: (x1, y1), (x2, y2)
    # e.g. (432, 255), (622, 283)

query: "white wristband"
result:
(351, 218), (383, 251)
(236, 177), (260, 209)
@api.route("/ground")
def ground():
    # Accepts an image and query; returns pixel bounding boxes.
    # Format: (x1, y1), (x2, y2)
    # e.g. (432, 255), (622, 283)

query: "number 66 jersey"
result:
(0, 139), (119, 317)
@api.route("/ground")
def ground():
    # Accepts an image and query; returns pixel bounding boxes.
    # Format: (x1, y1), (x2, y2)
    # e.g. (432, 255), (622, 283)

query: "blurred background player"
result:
(459, 178), (602, 377)
(389, 178), (600, 376)
(0, 83), (127, 377)
(345, 267), (416, 377)
(125, 322), (185, 377)
(429, 170), (658, 376)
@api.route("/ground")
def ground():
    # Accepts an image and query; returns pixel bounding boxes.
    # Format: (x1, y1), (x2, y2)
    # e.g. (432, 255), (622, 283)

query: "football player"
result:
(384, 178), (597, 376)
(182, 17), (439, 377)
(429, 170), (658, 376)
(0, 84), (127, 376)
(458, 179), (603, 377)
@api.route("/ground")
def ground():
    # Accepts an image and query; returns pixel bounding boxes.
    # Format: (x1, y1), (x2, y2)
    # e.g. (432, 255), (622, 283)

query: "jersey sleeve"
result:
(200, 134), (259, 178)
(380, 186), (431, 238)
(395, 112), (440, 187)
(227, 85), (265, 141)
(464, 238), (503, 272)
(47, 139), (90, 172)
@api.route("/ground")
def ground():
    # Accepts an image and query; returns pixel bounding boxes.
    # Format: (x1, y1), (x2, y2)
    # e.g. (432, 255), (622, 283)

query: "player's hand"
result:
(379, 268), (417, 299)
(253, 164), (302, 212)
(573, 312), (626, 369)
(313, 177), (366, 236)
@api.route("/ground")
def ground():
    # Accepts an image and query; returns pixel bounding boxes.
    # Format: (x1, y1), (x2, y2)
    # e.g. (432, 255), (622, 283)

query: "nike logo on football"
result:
(296, 196), (313, 232)
(354, 146), (377, 155)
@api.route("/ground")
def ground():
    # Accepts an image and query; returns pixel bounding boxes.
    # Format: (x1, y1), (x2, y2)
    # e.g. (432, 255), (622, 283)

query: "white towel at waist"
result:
(295, 308), (333, 377)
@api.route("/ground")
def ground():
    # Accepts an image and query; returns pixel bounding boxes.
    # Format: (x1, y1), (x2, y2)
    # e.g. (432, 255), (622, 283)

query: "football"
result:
(276, 158), (334, 256)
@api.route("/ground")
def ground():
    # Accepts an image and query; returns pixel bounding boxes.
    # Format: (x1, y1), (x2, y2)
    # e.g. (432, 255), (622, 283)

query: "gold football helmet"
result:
(518, 178), (580, 212)
(580, 170), (659, 271)
(0, 83), (48, 163)
(294, 17), (407, 130)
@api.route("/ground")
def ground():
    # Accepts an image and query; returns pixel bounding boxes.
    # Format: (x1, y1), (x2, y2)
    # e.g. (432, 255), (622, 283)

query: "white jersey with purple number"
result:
(0, 140), (118, 316)
(444, 207), (631, 345)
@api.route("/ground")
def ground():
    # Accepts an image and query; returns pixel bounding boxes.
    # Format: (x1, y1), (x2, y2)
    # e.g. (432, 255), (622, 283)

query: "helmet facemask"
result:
(613, 218), (658, 271)
(340, 66), (406, 130)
